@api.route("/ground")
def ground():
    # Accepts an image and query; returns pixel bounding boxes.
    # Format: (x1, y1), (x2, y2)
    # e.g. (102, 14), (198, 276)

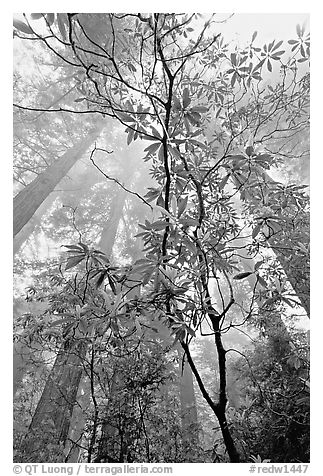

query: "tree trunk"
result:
(64, 378), (90, 462)
(13, 124), (105, 404)
(178, 348), (199, 461)
(232, 171), (310, 316)
(181, 340), (240, 462)
(98, 186), (128, 256)
(13, 153), (98, 255)
(217, 412), (240, 462)
(21, 340), (87, 462)
(13, 339), (44, 395)
(13, 122), (104, 237)
(67, 165), (131, 463)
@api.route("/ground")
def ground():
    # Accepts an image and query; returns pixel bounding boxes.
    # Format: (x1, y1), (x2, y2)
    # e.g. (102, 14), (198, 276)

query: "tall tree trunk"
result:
(94, 184), (133, 463)
(177, 348), (199, 461)
(260, 173), (309, 317)
(232, 171), (310, 316)
(231, 232), (293, 358)
(13, 339), (44, 396)
(67, 164), (131, 462)
(64, 378), (91, 462)
(13, 153), (98, 255)
(98, 186), (128, 255)
(13, 121), (104, 237)
(21, 340), (87, 462)
(13, 124), (105, 402)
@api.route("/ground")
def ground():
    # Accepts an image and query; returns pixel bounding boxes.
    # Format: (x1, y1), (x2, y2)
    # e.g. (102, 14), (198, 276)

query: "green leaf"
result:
(183, 238), (197, 254)
(257, 276), (267, 288)
(219, 174), (229, 190)
(107, 275), (117, 295)
(252, 31), (258, 42)
(65, 255), (85, 270)
(46, 13), (55, 26)
(230, 53), (237, 65)
(177, 196), (188, 217)
(13, 19), (34, 35)
(154, 205), (174, 220)
(233, 271), (253, 280)
(57, 13), (67, 41)
(191, 105), (208, 113)
(179, 218), (199, 227)
(186, 112), (200, 126)
(95, 271), (108, 289)
(110, 319), (119, 335)
(128, 63), (136, 72)
(150, 220), (169, 231)
(272, 40), (283, 51)
(245, 145), (254, 157)
(144, 142), (161, 155)
(185, 325), (196, 337)
(254, 260), (263, 272)
(144, 187), (161, 202)
(253, 58), (265, 71)
(156, 194), (164, 207)
(281, 296), (294, 307)
(252, 222), (262, 239)
(63, 244), (84, 251)
(118, 112), (134, 123)
(169, 146), (181, 160)
(170, 196), (177, 216)
(182, 88), (191, 108)
(31, 13), (43, 20)
(78, 242), (89, 252)
(127, 129), (134, 145)
(49, 317), (76, 327)
(150, 125), (162, 139)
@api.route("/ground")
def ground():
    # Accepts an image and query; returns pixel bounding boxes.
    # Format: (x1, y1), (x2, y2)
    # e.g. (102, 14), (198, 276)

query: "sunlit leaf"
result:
(13, 19), (34, 35)
(150, 220), (169, 231)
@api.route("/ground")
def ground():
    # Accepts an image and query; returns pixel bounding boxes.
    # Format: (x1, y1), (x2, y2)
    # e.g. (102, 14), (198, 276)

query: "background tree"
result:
(13, 13), (310, 464)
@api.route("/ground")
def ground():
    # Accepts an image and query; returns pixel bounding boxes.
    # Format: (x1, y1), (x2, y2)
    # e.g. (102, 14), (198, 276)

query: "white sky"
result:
(214, 13), (309, 45)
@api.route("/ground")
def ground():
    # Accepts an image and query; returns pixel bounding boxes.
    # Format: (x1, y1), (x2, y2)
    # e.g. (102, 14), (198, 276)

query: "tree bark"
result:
(181, 341), (240, 462)
(178, 348), (199, 461)
(13, 154), (98, 255)
(13, 339), (43, 396)
(13, 122), (104, 237)
(98, 186), (127, 256)
(21, 340), (87, 461)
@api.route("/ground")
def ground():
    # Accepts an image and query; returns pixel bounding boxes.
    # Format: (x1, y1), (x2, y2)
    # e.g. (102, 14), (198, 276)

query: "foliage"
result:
(13, 13), (310, 463)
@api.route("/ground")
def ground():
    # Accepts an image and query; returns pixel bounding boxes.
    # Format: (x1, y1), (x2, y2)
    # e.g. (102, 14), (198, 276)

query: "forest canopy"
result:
(13, 13), (310, 465)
